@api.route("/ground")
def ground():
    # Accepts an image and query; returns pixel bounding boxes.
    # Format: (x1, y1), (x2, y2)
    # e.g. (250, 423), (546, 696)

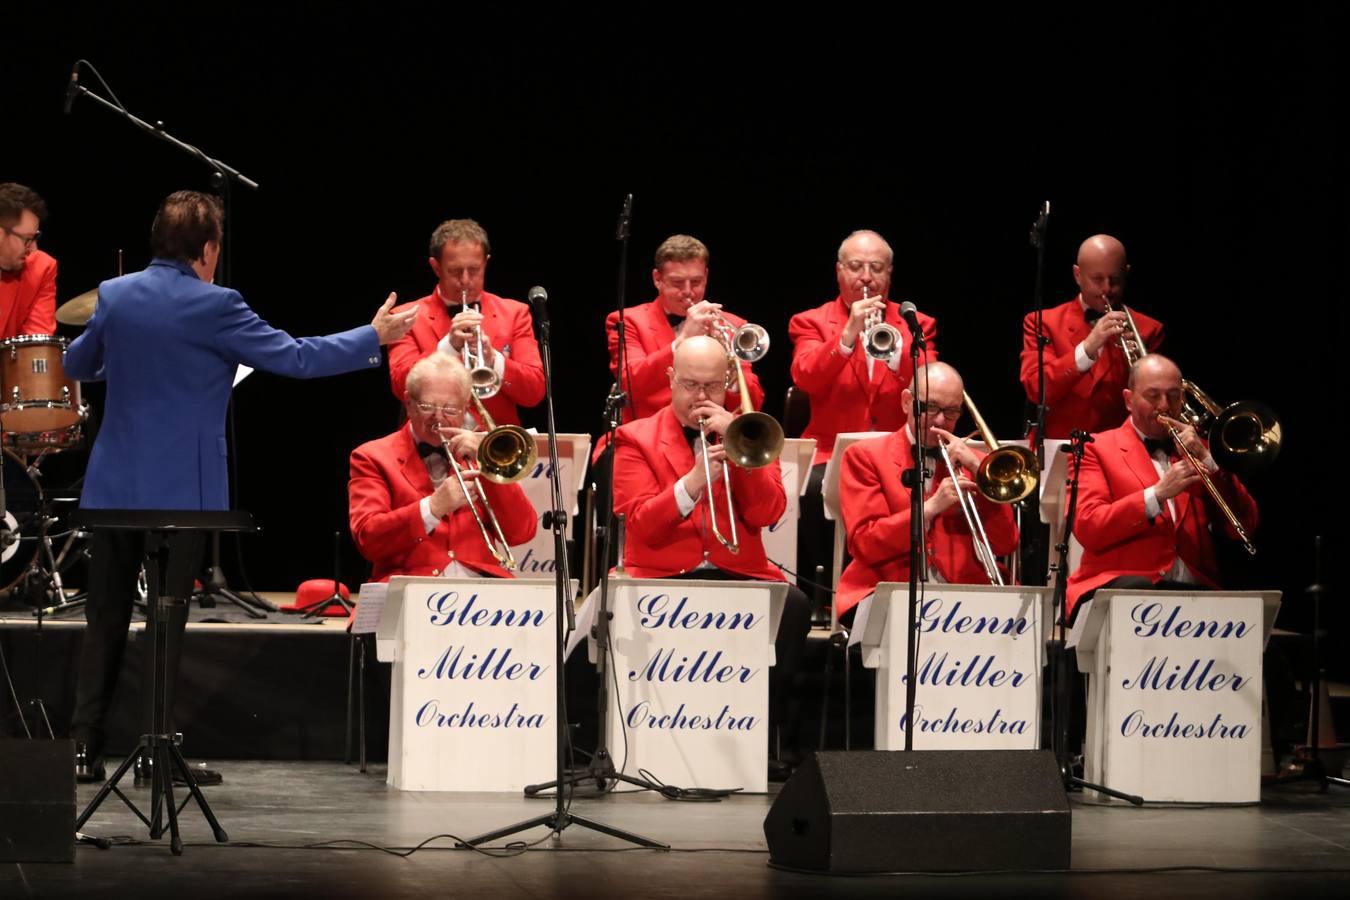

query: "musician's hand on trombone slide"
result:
(930, 426), (981, 473)
(437, 425), (484, 461)
(925, 472), (980, 525)
(1157, 414), (1209, 461)
(429, 468), (479, 518)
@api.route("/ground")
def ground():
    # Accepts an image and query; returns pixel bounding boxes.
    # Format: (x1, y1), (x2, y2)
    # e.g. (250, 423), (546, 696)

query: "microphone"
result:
(898, 301), (925, 348)
(63, 63), (80, 115)
(528, 285), (549, 324)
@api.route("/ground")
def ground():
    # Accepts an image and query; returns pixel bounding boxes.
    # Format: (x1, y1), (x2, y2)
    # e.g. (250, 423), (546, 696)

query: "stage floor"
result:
(4, 761), (1350, 899)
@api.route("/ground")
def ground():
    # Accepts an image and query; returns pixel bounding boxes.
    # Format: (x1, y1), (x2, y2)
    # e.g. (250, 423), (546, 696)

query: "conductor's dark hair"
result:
(150, 190), (224, 263)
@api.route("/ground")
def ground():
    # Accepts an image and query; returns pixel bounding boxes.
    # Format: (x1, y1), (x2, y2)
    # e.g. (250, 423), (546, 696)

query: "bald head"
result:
(1124, 353), (1183, 438)
(903, 361), (966, 447)
(1127, 353), (1180, 390)
(1074, 234), (1130, 312)
(673, 335), (728, 374)
(669, 335), (733, 427)
(836, 230), (895, 305)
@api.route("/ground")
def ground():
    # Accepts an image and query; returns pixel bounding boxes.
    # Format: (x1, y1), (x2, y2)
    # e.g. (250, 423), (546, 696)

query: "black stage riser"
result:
(0, 738), (74, 863)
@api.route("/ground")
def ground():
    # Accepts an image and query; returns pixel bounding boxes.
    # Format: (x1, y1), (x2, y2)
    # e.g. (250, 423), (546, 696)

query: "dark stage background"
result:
(6, 7), (1344, 661)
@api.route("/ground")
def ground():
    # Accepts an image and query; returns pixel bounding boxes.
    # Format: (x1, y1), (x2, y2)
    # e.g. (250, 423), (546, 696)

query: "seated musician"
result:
(0, 182), (56, 340)
(350, 352), (537, 580)
(604, 234), (764, 423)
(1065, 353), (1258, 623)
(836, 362), (1018, 621)
(611, 335), (812, 777)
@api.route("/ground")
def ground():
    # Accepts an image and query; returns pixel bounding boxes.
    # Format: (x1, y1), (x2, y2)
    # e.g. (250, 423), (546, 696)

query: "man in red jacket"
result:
(387, 219), (544, 427)
(788, 229), (938, 600)
(352, 352), (537, 582)
(612, 335), (812, 776)
(836, 362), (1018, 618)
(0, 182), (57, 340)
(605, 234), (763, 423)
(1065, 354), (1258, 621)
(1020, 234), (1163, 439)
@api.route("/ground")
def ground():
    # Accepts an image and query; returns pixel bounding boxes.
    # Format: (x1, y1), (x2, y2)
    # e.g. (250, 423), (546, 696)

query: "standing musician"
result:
(351, 352), (537, 582)
(788, 229), (938, 597)
(605, 234), (764, 423)
(836, 362), (1018, 618)
(611, 335), (812, 776)
(1020, 234), (1163, 438)
(0, 182), (57, 339)
(1065, 354), (1258, 622)
(64, 189), (416, 783)
(388, 219), (544, 426)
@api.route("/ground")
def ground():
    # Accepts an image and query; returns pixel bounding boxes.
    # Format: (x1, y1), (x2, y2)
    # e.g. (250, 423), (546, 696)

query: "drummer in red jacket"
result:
(0, 182), (57, 340)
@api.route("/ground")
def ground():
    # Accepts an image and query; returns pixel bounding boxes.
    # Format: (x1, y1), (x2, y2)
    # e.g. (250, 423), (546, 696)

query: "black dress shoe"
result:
(75, 742), (105, 784)
(135, 753), (224, 787)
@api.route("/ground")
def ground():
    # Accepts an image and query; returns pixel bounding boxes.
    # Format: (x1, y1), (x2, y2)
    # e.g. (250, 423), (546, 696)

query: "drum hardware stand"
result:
(73, 509), (254, 855)
(1047, 431), (1143, 804)
(299, 531), (352, 618)
(191, 531), (276, 618)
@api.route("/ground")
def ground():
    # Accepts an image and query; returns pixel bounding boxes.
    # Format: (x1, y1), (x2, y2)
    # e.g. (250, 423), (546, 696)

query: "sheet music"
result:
(350, 582), (387, 635)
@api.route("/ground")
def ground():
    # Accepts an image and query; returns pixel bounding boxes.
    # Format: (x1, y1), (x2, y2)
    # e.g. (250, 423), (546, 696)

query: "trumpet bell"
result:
(864, 322), (901, 362)
(731, 323), (770, 362)
(976, 445), (1039, 505)
(470, 365), (501, 400)
(723, 411), (784, 469)
(1210, 400), (1281, 478)
(477, 425), (538, 484)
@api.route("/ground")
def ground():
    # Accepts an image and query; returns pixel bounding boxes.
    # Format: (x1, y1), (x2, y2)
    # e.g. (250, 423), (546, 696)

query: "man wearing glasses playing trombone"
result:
(350, 352), (537, 582)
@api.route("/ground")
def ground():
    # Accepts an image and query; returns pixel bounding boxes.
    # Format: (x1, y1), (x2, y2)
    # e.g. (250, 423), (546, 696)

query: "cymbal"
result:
(55, 289), (99, 326)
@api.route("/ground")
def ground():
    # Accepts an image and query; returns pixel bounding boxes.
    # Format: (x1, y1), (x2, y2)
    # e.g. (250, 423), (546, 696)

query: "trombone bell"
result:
(723, 411), (784, 469)
(478, 424), (537, 484)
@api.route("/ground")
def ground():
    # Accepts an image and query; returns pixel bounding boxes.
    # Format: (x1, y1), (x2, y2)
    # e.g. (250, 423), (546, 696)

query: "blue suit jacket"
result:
(64, 259), (382, 510)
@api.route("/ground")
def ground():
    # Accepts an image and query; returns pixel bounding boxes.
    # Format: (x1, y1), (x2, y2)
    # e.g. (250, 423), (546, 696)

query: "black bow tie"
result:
(1083, 307), (1104, 324)
(913, 445), (942, 462)
(1142, 436), (1173, 457)
(667, 312), (684, 329)
(682, 425), (702, 448)
(417, 441), (447, 460)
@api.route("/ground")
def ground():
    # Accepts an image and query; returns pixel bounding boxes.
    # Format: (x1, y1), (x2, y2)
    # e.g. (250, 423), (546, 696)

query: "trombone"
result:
(1157, 413), (1257, 557)
(861, 285), (902, 362)
(937, 441), (1004, 585)
(460, 288), (501, 399)
(438, 426), (520, 571)
(962, 391), (1039, 505)
(696, 319), (785, 554)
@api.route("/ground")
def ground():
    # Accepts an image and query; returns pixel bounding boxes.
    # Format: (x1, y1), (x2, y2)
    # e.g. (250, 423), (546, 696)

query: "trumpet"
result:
(937, 441), (1004, 585)
(1104, 298), (1281, 478)
(697, 321), (785, 554)
(460, 288), (501, 399)
(861, 286), (902, 362)
(438, 428), (519, 571)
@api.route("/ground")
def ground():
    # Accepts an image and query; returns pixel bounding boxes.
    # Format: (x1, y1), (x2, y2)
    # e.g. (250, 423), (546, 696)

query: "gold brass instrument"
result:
(1159, 415), (1258, 557)
(696, 320), (786, 554)
(470, 394), (537, 484)
(937, 441), (1004, 585)
(861, 286), (902, 362)
(460, 288), (501, 399)
(1104, 299), (1281, 477)
(438, 428), (518, 570)
(962, 391), (1039, 504)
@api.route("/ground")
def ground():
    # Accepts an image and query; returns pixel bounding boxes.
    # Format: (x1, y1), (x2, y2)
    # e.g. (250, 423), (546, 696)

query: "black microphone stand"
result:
(1048, 430), (1142, 804)
(66, 60), (274, 619)
(901, 322), (928, 751)
(1021, 201), (1052, 587)
(462, 289), (663, 850)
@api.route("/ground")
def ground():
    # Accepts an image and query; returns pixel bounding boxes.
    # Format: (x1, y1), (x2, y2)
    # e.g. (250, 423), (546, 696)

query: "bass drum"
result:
(1, 448), (42, 595)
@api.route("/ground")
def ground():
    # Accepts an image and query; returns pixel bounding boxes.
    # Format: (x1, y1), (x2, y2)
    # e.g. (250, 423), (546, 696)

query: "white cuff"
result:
(1143, 486), (1162, 521)
(1201, 453), (1219, 474)
(419, 496), (440, 533)
(492, 347), (506, 378)
(838, 338), (855, 356)
(437, 331), (454, 355)
(674, 478), (699, 518)
(1075, 340), (1096, 372)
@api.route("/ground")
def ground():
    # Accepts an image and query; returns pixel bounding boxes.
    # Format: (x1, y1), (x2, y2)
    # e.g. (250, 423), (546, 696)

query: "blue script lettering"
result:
(625, 701), (757, 731)
(417, 645), (548, 681)
(899, 704), (1028, 736)
(415, 700), (546, 729)
(1131, 603), (1252, 640)
(426, 591), (550, 628)
(635, 594), (758, 631)
(628, 647), (757, 684)
(1120, 709), (1249, 739)
(1120, 656), (1247, 692)
(515, 547), (557, 574)
(919, 598), (1030, 636)
(903, 652), (1027, 689)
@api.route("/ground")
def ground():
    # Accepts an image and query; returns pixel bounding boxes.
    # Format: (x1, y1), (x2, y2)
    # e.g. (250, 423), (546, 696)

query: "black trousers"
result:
(71, 530), (204, 755)
(795, 463), (830, 602)
(677, 568), (814, 755)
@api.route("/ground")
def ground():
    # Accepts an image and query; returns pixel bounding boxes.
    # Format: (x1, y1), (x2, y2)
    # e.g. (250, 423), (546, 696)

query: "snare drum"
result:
(0, 334), (86, 451)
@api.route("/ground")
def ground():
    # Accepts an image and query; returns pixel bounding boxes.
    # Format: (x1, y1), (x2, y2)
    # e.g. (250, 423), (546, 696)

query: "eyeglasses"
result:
(412, 401), (465, 417)
(673, 377), (728, 395)
(1, 226), (41, 248)
(840, 259), (888, 275)
(921, 402), (963, 420)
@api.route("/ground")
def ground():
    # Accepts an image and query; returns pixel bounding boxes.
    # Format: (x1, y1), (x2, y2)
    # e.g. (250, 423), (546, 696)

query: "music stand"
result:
(71, 509), (255, 855)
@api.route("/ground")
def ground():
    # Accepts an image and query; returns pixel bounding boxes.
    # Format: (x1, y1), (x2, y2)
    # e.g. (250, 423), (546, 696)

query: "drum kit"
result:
(0, 289), (99, 613)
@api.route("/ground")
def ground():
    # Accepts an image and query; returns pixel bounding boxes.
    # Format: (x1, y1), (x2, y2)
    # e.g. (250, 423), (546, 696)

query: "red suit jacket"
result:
(1020, 297), (1163, 438)
(0, 248), (57, 340)
(789, 296), (938, 465)
(1065, 420), (1258, 617)
(836, 430), (1018, 615)
(612, 406), (786, 581)
(387, 290), (544, 425)
(605, 298), (764, 423)
(349, 426), (538, 582)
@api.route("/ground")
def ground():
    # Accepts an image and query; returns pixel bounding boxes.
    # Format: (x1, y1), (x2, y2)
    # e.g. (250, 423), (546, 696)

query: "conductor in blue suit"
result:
(63, 190), (417, 781)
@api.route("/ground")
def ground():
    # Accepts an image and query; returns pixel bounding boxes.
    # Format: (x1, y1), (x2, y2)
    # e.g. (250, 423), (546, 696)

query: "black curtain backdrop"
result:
(6, 6), (1344, 661)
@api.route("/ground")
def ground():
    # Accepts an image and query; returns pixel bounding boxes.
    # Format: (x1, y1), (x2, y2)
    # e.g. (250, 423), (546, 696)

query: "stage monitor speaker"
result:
(0, 738), (75, 863)
(764, 749), (1070, 874)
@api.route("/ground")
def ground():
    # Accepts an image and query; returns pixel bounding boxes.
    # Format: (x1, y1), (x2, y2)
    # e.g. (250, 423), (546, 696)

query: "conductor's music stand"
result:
(71, 509), (255, 855)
